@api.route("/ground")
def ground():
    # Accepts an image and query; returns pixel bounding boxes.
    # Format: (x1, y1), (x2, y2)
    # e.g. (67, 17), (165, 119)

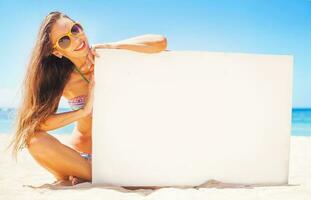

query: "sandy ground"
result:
(1, 134), (311, 200)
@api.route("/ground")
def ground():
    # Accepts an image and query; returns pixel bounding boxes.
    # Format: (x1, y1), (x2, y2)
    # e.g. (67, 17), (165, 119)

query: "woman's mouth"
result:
(74, 41), (86, 51)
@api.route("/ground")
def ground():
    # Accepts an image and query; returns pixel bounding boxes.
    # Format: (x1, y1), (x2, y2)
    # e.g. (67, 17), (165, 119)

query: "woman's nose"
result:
(72, 37), (83, 47)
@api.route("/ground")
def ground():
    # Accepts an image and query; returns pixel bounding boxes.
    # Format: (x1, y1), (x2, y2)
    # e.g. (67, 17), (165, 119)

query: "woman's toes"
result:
(72, 177), (79, 185)
(69, 175), (87, 185)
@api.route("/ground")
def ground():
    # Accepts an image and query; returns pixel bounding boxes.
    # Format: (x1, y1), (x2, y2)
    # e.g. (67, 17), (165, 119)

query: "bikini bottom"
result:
(79, 152), (92, 161)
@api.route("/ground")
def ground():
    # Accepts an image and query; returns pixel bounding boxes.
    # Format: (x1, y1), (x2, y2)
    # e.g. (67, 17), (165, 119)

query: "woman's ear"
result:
(52, 49), (63, 58)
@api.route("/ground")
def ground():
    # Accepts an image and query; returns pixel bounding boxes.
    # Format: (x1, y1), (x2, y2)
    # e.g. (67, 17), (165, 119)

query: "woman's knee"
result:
(27, 131), (60, 156)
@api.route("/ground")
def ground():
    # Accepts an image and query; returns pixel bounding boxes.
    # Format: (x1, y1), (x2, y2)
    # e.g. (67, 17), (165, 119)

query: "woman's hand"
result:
(80, 47), (100, 73)
(81, 74), (95, 117)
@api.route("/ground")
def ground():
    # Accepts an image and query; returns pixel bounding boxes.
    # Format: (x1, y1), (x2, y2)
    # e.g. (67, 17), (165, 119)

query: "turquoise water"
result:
(291, 108), (311, 136)
(1, 107), (311, 136)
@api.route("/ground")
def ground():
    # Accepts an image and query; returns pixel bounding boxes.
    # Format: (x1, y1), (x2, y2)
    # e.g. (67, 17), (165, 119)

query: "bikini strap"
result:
(74, 65), (89, 84)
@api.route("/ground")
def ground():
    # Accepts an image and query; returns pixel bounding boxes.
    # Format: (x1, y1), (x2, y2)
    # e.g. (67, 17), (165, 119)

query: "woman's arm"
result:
(93, 34), (168, 53)
(37, 74), (95, 131)
(37, 109), (87, 132)
(38, 73), (96, 131)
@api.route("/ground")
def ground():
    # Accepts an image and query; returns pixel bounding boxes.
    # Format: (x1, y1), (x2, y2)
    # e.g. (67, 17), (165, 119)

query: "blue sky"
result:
(0, 0), (310, 108)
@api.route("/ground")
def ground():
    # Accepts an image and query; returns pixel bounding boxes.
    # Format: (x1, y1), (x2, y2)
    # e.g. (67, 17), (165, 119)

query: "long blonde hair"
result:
(6, 11), (77, 160)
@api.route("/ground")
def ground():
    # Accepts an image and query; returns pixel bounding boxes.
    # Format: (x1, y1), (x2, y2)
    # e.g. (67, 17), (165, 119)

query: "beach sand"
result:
(1, 134), (311, 200)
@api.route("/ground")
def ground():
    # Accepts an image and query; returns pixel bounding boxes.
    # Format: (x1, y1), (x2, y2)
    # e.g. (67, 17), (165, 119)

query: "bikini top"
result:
(68, 66), (90, 110)
(68, 94), (87, 110)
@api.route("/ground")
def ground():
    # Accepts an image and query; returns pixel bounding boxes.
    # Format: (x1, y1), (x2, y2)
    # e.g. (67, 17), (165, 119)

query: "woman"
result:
(7, 11), (167, 186)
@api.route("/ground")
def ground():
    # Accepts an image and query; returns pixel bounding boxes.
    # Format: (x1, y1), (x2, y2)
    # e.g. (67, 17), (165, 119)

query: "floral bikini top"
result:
(68, 65), (90, 111)
(68, 95), (87, 110)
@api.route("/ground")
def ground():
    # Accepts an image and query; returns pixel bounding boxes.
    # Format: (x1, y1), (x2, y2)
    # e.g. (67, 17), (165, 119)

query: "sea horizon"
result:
(1, 107), (311, 136)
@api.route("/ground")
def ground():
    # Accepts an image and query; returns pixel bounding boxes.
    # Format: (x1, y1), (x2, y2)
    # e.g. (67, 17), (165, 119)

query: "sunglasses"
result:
(53, 22), (84, 50)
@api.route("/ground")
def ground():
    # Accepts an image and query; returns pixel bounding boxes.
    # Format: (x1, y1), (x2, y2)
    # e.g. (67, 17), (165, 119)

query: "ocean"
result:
(0, 107), (74, 135)
(0, 107), (310, 136)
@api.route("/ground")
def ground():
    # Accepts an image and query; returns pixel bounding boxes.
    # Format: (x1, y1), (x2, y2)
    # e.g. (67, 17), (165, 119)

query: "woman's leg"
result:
(26, 130), (91, 182)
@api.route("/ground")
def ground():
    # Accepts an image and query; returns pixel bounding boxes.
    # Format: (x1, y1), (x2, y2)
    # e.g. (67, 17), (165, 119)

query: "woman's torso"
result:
(62, 70), (92, 154)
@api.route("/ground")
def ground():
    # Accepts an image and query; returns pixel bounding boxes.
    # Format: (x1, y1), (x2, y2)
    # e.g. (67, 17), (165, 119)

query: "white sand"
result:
(1, 134), (311, 200)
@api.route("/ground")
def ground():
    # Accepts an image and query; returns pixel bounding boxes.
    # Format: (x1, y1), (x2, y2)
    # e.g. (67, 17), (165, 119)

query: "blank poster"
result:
(92, 49), (293, 187)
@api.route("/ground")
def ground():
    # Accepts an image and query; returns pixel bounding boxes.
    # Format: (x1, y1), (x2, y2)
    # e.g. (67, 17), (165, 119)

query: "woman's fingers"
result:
(81, 62), (90, 72)
(87, 50), (95, 65)
(89, 74), (95, 85)
(91, 74), (95, 85)
(81, 51), (94, 72)
(80, 65), (86, 71)
(91, 48), (100, 57)
(90, 45), (100, 57)
(88, 49), (97, 71)
(91, 63), (95, 71)
(79, 48), (98, 73)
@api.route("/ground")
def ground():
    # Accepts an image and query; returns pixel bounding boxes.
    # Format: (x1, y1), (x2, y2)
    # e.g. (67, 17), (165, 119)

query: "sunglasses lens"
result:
(58, 36), (71, 49)
(71, 24), (83, 35)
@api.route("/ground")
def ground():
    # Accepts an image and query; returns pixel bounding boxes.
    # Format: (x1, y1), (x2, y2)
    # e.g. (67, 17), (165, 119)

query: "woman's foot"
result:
(68, 175), (88, 185)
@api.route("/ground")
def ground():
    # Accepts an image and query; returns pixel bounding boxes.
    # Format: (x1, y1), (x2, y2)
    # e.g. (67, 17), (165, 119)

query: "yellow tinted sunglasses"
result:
(53, 22), (84, 50)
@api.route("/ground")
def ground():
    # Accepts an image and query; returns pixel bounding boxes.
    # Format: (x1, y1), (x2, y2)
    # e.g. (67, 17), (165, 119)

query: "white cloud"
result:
(0, 87), (21, 108)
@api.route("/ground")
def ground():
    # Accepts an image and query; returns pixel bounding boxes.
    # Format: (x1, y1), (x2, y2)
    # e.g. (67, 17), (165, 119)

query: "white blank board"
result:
(92, 49), (293, 187)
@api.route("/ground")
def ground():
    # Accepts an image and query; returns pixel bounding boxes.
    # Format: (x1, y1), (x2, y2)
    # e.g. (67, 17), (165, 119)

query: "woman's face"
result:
(50, 17), (90, 59)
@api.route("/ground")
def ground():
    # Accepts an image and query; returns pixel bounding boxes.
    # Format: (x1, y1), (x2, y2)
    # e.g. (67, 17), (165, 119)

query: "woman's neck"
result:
(70, 54), (88, 73)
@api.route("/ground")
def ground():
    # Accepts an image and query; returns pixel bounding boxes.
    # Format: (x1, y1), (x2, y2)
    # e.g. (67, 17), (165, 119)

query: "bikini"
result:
(68, 66), (92, 161)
